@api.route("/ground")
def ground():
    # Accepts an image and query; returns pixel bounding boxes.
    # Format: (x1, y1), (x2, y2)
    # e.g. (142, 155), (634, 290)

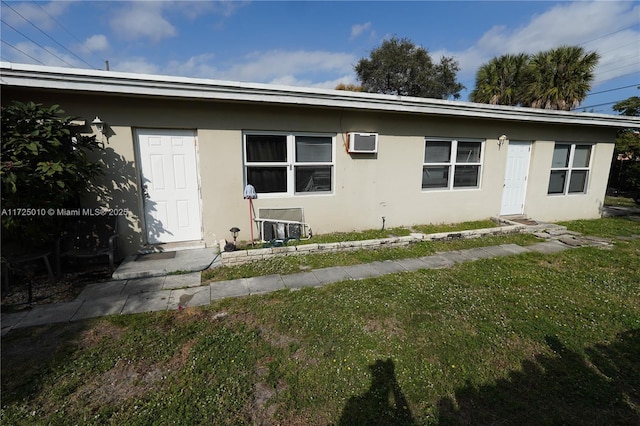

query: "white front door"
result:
(500, 142), (531, 216)
(136, 129), (202, 244)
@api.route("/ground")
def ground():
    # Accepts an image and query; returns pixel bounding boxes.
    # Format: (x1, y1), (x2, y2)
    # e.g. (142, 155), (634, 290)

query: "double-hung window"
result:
(244, 132), (334, 196)
(422, 138), (483, 190)
(548, 143), (592, 195)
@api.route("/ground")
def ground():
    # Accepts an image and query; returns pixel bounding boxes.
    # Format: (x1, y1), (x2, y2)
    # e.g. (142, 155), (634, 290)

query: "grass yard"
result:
(2, 217), (639, 425)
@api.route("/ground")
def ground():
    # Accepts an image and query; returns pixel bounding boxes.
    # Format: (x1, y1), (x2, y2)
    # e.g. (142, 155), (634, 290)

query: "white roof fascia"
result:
(2, 62), (639, 129)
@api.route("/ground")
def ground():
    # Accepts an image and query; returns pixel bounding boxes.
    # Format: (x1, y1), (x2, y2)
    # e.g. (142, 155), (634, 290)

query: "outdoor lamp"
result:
(498, 134), (507, 148)
(92, 116), (105, 135)
(230, 227), (240, 245)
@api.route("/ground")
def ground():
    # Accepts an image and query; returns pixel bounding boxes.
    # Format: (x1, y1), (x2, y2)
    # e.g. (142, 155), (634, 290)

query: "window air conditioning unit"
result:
(348, 132), (378, 154)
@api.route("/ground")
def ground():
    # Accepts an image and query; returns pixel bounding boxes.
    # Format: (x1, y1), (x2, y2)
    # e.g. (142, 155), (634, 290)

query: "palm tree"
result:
(470, 53), (529, 106)
(523, 46), (599, 110)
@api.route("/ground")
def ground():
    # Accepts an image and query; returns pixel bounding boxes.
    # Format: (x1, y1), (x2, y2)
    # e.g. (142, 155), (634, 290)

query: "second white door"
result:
(500, 142), (531, 216)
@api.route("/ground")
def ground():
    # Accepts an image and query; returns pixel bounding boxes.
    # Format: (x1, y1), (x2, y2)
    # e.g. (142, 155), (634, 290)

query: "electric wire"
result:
(1, 18), (74, 67)
(1, 39), (45, 65)
(35, 0), (106, 68)
(1, 1), (97, 69)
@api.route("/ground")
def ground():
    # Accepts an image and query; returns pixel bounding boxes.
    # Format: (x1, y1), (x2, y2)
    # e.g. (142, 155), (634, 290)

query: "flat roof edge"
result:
(2, 62), (639, 128)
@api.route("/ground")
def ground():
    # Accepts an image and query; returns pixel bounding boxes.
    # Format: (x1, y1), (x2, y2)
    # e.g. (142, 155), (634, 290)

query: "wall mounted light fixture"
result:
(498, 134), (507, 148)
(91, 116), (105, 135)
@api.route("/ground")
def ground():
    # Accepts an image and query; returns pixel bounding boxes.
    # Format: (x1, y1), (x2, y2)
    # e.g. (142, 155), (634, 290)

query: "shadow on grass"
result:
(1, 321), (88, 406)
(338, 358), (416, 426)
(437, 330), (640, 425)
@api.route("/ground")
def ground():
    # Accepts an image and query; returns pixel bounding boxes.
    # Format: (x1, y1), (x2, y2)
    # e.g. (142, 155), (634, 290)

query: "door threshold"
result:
(139, 240), (206, 254)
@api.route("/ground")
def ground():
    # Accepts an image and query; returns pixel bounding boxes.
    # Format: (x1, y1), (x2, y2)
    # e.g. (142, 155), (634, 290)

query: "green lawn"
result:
(2, 217), (639, 425)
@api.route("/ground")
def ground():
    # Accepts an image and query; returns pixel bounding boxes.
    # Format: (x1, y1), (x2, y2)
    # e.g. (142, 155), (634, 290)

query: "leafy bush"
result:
(1, 101), (103, 252)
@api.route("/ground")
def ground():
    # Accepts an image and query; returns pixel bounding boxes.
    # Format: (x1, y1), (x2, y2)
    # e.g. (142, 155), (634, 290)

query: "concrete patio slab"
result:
(163, 272), (202, 289)
(343, 264), (380, 280)
(76, 280), (127, 300)
(120, 291), (170, 314)
(12, 300), (84, 329)
(168, 286), (211, 310)
(210, 279), (250, 300)
(72, 295), (128, 320)
(121, 276), (165, 295)
(246, 275), (286, 294)
(395, 257), (429, 271)
(282, 272), (322, 289)
(113, 247), (218, 280)
(312, 266), (351, 284)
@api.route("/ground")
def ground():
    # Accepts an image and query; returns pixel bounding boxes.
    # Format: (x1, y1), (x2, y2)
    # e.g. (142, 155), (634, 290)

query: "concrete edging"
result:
(219, 219), (556, 267)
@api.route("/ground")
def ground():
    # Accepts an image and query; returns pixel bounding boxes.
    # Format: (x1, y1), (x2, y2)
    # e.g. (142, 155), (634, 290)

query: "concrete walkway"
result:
(1, 230), (611, 336)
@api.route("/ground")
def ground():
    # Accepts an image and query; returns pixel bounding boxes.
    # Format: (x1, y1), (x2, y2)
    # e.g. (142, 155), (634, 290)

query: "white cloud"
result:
(218, 50), (356, 84)
(83, 35), (110, 52)
(5, 41), (79, 68)
(112, 57), (161, 75)
(110, 2), (177, 42)
(350, 22), (373, 40)
(432, 1), (640, 87)
(164, 53), (218, 78)
(112, 50), (357, 90)
(1, 1), (70, 30)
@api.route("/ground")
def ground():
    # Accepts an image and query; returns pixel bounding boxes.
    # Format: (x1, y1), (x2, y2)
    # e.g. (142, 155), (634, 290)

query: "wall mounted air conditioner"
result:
(347, 132), (378, 154)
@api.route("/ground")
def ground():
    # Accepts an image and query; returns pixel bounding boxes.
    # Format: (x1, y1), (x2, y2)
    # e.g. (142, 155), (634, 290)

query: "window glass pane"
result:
(424, 141), (451, 163)
(456, 142), (481, 163)
(246, 135), (287, 162)
(551, 144), (570, 168)
(572, 145), (591, 168)
(295, 166), (332, 192)
(548, 170), (566, 194)
(453, 165), (479, 187)
(247, 167), (287, 193)
(296, 136), (332, 163)
(568, 170), (588, 193)
(422, 166), (449, 188)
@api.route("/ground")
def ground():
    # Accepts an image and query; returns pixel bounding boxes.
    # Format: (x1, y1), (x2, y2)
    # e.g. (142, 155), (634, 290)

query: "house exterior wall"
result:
(2, 87), (617, 256)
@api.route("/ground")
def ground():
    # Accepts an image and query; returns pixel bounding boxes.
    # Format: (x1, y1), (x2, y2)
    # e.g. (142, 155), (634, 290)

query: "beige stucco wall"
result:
(2, 87), (618, 256)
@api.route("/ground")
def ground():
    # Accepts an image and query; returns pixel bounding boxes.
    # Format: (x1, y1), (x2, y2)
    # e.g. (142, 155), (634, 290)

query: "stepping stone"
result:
(395, 257), (429, 271)
(246, 275), (285, 294)
(282, 272), (322, 289)
(121, 291), (170, 314)
(168, 286), (211, 310)
(369, 260), (406, 275)
(527, 241), (570, 254)
(77, 280), (127, 300)
(73, 295), (128, 320)
(210, 279), (250, 300)
(343, 264), (381, 280)
(163, 272), (202, 289)
(418, 255), (455, 269)
(312, 267), (351, 284)
(121, 276), (166, 295)
(13, 300), (84, 328)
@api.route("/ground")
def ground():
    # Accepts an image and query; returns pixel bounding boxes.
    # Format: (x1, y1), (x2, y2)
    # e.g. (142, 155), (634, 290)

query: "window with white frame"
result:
(548, 143), (592, 195)
(422, 138), (483, 190)
(244, 133), (334, 196)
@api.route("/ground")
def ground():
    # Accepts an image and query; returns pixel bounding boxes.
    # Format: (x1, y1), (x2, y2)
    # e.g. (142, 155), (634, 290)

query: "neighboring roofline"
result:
(2, 62), (639, 128)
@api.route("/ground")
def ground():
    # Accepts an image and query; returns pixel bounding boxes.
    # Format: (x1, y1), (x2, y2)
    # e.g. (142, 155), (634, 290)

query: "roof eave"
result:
(2, 62), (639, 128)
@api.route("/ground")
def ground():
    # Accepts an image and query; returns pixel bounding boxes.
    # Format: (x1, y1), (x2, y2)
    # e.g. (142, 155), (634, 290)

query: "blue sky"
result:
(1, 1), (639, 113)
